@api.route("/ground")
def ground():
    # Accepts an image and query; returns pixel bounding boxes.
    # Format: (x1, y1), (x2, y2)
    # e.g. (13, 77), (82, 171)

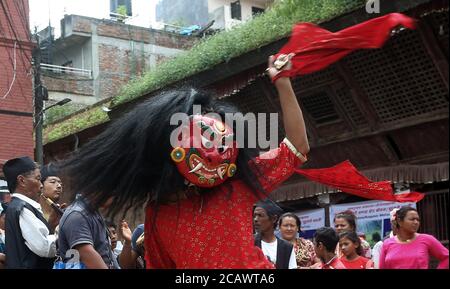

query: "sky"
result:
(29, 0), (159, 37)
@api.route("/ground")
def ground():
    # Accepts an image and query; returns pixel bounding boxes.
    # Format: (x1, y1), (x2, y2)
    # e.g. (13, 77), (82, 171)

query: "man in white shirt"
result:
(2, 157), (60, 269)
(253, 199), (297, 269)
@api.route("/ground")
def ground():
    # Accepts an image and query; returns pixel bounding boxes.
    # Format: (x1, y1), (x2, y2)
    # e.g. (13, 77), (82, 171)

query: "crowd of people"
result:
(0, 156), (447, 269)
(0, 54), (448, 270)
(252, 200), (448, 270)
(0, 157), (147, 269)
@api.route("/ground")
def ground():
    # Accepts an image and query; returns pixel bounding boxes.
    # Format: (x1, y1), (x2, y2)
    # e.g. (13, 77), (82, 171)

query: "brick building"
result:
(40, 15), (197, 108)
(0, 0), (34, 180)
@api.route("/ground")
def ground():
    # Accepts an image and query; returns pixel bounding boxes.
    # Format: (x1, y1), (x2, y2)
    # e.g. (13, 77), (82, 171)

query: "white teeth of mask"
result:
(217, 167), (225, 180)
(189, 162), (203, 173)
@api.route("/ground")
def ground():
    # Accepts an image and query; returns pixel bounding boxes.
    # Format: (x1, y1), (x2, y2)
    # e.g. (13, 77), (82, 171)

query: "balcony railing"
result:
(40, 63), (92, 78)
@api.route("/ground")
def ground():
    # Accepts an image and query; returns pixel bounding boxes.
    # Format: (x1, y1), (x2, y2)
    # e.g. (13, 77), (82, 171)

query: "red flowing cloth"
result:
(273, 13), (416, 81)
(295, 161), (425, 203)
(271, 13), (423, 202)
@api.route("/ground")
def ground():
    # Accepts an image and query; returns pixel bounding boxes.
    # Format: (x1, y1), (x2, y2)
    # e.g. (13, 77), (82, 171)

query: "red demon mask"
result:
(170, 115), (238, 188)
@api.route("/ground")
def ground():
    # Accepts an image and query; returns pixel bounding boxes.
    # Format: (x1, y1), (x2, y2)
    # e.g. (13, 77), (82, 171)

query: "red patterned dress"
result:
(294, 238), (317, 268)
(144, 139), (307, 269)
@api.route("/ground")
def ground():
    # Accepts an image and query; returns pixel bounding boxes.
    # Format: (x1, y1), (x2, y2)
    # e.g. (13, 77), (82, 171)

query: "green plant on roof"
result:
(44, 105), (110, 144)
(45, 0), (366, 144)
(111, 0), (365, 107)
(43, 102), (88, 126)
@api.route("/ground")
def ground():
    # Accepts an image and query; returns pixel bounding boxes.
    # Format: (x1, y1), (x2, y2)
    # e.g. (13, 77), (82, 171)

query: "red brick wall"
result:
(96, 21), (197, 49)
(42, 75), (94, 96)
(0, 0), (34, 170)
(69, 15), (198, 50)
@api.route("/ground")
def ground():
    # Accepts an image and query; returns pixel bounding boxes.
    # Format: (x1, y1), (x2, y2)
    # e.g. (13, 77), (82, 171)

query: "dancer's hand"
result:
(266, 53), (294, 81)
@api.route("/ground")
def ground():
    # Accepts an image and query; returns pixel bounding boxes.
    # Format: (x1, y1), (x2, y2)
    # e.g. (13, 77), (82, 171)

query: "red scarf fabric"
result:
(273, 13), (416, 81)
(273, 13), (423, 202)
(295, 161), (425, 203)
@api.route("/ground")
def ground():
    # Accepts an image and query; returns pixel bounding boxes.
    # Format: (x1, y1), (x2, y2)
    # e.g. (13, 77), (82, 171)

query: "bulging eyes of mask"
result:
(170, 115), (238, 188)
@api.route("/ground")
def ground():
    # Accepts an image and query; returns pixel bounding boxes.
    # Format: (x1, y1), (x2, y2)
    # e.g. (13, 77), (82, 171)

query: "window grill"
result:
(300, 91), (340, 125)
(227, 80), (273, 114)
(334, 86), (368, 128)
(225, 78), (285, 145)
(294, 66), (339, 89)
(343, 28), (449, 125)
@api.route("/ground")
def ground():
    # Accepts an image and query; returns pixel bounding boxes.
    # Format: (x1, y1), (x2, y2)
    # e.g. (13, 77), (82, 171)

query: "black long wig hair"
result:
(61, 87), (266, 218)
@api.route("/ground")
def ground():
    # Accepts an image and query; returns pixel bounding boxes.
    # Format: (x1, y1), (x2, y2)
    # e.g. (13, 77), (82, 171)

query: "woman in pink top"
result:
(379, 206), (449, 269)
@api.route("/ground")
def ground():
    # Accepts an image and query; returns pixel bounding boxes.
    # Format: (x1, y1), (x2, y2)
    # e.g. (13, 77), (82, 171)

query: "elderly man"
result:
(253, 199), (296, 269)
(2, 157), (60, 269)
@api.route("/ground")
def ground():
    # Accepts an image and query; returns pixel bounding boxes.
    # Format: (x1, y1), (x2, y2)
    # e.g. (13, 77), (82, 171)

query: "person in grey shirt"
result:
(58, 195), (119, 269)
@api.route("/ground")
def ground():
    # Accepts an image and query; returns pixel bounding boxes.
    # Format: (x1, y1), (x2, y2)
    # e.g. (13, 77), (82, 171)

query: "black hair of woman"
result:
(395, 206), (418, 229)
(278, 212), (302, 233)
(339, 231), (363, 256)
(334, 210), (357, 231)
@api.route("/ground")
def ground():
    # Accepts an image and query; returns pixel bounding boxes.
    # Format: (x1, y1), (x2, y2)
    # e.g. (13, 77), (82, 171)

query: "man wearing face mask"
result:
(2, 157), (60, 269)
(59, 54), (310, 269)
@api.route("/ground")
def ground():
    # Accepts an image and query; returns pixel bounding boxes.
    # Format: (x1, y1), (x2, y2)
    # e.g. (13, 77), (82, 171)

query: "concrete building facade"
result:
(40, 15), (197, 106)
(156, 0), (274, 30)
(209, 0), (272, 30)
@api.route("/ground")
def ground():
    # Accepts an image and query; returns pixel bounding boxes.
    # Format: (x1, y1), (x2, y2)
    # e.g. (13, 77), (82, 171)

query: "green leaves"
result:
(46, 0), (367, 144)
(43, 103), (87, 126)
(112, 0), (365, 107)
(44, 105), (110, 144)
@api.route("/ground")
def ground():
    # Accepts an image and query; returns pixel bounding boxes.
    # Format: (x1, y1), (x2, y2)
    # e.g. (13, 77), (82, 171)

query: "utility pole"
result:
(33, 31), (44, 166)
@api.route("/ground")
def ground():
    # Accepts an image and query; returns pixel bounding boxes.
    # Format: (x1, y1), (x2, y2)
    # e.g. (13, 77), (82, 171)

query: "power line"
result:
(3, 0), (33, 66)
(11, 0), (32, 41)
(0, 16), (31, 74)
(0, 3), (34, 105)
(0, 0), (33, 66)
(0, 40), (17, 100)
(0, 8), (18, 68)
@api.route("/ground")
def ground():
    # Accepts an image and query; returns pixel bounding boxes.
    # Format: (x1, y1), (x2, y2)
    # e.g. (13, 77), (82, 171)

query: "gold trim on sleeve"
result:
(283, 138), (308, 163)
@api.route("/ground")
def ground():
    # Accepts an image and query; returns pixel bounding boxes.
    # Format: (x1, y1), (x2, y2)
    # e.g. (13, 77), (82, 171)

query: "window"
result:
(301, 91), (340, 125)
(110, 0), (132, 16)
(252, 7), (265, 16)
(231, 1), (241, 20)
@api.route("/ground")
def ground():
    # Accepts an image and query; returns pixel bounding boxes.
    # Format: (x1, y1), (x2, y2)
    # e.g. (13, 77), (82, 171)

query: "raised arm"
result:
(248, 56), (310, 194)
(118, 220), (138, 269)
(267, 54), (310, 156)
